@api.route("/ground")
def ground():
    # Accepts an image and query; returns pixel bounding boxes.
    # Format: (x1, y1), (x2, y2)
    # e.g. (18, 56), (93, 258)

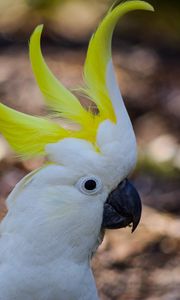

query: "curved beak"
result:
(102, 179), (142, 232)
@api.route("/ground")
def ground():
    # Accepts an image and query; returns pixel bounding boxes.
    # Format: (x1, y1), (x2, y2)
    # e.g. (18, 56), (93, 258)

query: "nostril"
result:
(119, 179), (127, 189)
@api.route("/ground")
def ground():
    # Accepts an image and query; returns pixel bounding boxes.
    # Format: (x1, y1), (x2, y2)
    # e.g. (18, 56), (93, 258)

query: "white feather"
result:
(0, 162), (108, 300)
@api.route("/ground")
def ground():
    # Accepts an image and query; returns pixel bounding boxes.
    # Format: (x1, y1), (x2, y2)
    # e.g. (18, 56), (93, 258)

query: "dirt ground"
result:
(0, 43), (179, 300)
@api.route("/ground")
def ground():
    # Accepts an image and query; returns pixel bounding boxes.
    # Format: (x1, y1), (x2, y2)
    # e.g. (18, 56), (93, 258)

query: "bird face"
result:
(24, 151), (141, 257)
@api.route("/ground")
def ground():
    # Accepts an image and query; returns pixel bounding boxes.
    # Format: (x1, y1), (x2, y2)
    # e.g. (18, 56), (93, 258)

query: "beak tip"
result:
(131, 223), (138, 233)
(131, 212), (142, 233)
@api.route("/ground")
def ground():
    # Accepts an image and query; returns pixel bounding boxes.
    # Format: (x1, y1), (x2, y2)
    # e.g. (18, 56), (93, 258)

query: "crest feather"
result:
(29, 25), (93, 127)
(0, 103), (69, 158)
(84, 0), (154, 121)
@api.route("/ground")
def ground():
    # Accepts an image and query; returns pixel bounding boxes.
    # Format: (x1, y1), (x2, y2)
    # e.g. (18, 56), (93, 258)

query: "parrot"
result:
(0, 1), (154, 300)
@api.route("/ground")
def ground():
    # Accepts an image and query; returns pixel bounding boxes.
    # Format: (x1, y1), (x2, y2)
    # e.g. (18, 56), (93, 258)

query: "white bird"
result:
(0, 1), (154, 299)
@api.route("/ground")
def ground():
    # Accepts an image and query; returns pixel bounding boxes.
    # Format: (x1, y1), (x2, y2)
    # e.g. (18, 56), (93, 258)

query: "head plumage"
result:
(0, 1), (154, 158)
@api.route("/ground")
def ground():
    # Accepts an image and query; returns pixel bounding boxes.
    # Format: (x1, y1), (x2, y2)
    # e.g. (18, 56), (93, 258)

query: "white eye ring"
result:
(76, 175), (103, 195)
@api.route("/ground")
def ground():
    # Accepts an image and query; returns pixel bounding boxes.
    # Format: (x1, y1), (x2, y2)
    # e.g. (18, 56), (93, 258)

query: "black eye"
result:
(76, 175), (103, 195)
(84, 179), (97, 190)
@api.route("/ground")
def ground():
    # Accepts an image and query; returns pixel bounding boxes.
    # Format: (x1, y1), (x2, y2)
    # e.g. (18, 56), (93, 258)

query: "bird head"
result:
(0, 1), (154, 257)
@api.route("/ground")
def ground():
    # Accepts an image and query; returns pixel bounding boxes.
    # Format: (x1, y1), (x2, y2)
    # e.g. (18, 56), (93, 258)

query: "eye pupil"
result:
(84, 179), (97, 190)
(76, 175), (102, 195)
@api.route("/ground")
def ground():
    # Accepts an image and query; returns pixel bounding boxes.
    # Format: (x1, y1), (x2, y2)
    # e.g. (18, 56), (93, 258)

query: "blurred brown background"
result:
(0, 0), (179, 299)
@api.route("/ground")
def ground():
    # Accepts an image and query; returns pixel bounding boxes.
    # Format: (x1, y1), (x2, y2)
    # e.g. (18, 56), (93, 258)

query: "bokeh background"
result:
(0, 0), (179, 299)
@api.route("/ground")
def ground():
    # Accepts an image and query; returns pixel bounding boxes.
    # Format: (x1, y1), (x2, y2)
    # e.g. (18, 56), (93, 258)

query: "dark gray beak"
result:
(102, 179), (142, 232)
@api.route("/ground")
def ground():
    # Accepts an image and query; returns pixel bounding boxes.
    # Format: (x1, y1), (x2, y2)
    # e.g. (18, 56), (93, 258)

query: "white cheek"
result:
(43, 184), (108, 207)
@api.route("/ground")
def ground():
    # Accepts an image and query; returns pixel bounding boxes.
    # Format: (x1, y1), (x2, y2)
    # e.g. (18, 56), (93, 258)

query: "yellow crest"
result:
(0, 1), (154, 158)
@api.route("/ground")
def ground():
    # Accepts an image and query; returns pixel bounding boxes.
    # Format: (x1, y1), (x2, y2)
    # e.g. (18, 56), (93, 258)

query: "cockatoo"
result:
(0, 1), (154, 299)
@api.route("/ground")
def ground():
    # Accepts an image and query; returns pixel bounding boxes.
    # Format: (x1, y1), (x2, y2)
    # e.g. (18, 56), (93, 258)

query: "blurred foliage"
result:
(0, 0), (179, 49)
(102, 0), (180, 52)
(137, 155), (180, 179)
(26, 0), (62, 10)
(0, 0), (108, 40)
